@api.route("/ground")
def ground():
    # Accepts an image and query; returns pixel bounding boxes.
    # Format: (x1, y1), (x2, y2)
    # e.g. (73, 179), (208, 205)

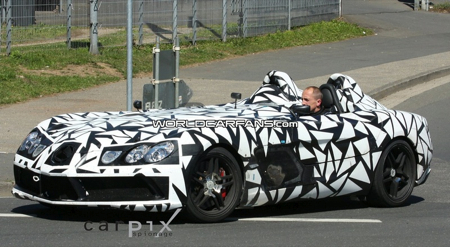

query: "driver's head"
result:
(302, 86), (323, 113)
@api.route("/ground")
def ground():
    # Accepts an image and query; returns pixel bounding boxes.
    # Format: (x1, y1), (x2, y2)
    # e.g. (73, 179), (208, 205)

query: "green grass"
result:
(0, 19), (372, 105)
(20, 24), (66, 40)
(1, 24), (85, 44)
(431, 2), (450, 12)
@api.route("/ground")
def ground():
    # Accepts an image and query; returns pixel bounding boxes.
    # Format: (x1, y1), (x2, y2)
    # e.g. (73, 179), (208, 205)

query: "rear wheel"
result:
(185, 147), (242, 223)
(367, 140), (416, 207)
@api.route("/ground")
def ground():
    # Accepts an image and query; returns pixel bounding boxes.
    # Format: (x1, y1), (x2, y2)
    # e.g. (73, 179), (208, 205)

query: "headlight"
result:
(100, 141), (176, 165)
(19, 131), (47, 158)
(32, 144), (47, 158)
(125, 145), (149, 163)
(28, 137), (41, 155)
(19, 132), (39, 152)
(125, 142), (175, 164)
(101, 151), (122, 164)
(144, 142), (175, 163)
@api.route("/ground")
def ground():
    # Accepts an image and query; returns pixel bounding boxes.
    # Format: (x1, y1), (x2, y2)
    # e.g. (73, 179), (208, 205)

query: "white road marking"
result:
(0, 213), (35, 218)
(236, 217), (381, 223)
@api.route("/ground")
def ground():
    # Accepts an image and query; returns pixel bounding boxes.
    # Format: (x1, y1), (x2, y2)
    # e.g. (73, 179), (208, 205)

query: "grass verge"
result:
(0, 19), (372, 106)
(430, 2), (450, 13)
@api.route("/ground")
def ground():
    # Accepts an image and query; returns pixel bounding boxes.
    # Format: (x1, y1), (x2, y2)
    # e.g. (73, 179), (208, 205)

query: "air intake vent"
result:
(50, 143), (81, 166)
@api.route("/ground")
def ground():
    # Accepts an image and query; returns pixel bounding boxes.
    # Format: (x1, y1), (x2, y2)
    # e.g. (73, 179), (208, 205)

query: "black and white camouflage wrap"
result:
(12, 71), (433, 212)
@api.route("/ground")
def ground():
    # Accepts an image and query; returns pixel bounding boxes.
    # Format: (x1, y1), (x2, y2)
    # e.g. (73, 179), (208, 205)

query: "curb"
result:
(370, 66), (450, 100)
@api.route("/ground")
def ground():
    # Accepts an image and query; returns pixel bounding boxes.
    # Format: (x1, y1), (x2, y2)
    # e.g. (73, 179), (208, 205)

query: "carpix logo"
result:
(83, 208), (181, 238)
(129, 209), (181, 238)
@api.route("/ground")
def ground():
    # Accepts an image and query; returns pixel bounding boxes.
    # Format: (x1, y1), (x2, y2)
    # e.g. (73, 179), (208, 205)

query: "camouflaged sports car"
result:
(12, 71), (433, 222)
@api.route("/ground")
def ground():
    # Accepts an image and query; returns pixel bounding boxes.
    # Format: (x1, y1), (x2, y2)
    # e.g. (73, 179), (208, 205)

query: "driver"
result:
(302, 86), (324, 115)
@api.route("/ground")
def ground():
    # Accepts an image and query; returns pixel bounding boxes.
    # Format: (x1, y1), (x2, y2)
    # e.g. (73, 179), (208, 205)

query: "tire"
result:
(185, 147), (243, 223)
(367, 140), (416, 207)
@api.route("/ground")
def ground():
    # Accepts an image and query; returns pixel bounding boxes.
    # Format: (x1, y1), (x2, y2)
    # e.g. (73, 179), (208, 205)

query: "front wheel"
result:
(185, 147), (242, 223)
(367, 140), (416, 207)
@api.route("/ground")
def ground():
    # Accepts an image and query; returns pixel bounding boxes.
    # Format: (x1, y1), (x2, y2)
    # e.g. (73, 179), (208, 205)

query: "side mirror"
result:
(290, 104), (310, 116)
(231, 92), (242, 109)
(231, 92), (241, 100)
(133, 100), (142, 110)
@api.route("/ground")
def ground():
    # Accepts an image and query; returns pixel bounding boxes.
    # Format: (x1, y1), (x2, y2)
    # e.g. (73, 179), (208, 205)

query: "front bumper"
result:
(12, 166), (181, 212)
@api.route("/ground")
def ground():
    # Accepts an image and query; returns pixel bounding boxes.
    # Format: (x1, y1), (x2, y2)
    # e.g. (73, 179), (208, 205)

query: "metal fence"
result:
(0, 0), (341, 55)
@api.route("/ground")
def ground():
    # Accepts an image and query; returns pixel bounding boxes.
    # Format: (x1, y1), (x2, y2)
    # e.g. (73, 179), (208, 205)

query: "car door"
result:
(293, 112), (374, 199)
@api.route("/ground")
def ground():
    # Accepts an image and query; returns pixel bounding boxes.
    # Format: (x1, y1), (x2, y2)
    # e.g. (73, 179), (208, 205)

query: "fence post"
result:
(127, 0), (133, 111)
(138, 0), (144, 45)
(192, 0), (197, 45)
(173, 0), (178, 43)
(174, 37), (180, 107)
(6, 0), (11, 56)
(288, 0), (291, 30)
(153, 37), (160, 109)
(243, 0), (247, 38)
(0, 0), (3, 53)
(414, 0), (419, 10)
(1, 0), (5, 24)
(222, 0), (227, 42)
(89, 0), (99, 55)
(67, 0), (72, 49)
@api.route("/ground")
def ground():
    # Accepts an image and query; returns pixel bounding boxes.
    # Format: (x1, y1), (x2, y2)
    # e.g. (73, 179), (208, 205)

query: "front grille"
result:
(80, 176), (169, 201)
(14, 166), (169, 201)
(14, 166), (80, 200)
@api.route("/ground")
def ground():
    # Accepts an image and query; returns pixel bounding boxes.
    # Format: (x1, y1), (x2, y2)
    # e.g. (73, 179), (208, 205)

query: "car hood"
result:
(33, 103), (293, 147)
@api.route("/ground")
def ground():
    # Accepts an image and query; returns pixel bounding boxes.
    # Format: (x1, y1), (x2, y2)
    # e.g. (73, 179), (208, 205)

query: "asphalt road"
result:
(1, 79), (449, 247)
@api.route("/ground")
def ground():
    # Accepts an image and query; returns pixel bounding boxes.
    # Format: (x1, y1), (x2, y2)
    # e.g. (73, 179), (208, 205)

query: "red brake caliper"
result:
(219, 168), (226, 199)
